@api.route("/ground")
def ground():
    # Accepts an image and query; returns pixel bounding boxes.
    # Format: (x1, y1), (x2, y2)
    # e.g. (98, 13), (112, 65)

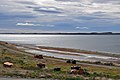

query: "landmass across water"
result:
(0, 32), (120, 35)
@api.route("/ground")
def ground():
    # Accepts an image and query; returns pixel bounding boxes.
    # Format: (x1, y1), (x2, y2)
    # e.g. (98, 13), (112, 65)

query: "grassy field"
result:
(0, 46), (120, 80)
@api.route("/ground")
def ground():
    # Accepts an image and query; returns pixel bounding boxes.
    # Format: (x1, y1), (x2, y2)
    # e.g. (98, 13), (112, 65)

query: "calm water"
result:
(0, 34), (120, 54)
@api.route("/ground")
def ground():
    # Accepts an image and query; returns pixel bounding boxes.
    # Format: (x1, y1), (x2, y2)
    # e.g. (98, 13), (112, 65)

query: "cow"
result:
(34, 55), (43, 59)
(37, 63), (45, 68)
(3, 62), (13, 67)
(53, 68), (61, 71)
(66, 60), (71, 63)
(70, 69), (78, 74)
(78, 69), (84, 75)
(71, 66), (81, 70)
(72, 60), (76, 64)
(66, 60), (77, 64)
(70, 69), (85, 75)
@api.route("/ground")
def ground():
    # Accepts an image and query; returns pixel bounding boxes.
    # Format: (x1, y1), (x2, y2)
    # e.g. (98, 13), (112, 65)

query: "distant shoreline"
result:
(0, 32), (120, 35)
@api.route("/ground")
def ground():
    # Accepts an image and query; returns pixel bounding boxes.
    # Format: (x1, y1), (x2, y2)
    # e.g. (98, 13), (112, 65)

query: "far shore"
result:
(0, 32), (120, 35)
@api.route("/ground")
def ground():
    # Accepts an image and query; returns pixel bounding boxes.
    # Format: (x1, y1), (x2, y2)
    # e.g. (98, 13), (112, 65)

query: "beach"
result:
(16, 44), (120, 64)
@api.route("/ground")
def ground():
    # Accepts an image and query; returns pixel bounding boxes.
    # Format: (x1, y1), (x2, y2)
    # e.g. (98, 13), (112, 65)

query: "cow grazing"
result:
(78, 69), (84, 75)
(70, 69), (85, 75)
(70, 69), (78, 74)
(72, 60), (76, 64)
(3, 62), (13, 67)
(34, 55), (43, 59)
(71, 66), (81, 70)
(53, 68), (61, 71)
(66, 60), (71, 63)
(70, 66), (89, 75)
(37, 63), (45, 68)
(66, 60), (77, 64)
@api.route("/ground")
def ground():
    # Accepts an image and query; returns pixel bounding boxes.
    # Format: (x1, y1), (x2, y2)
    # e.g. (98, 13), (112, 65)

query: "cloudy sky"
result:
(0, 0), (120, 32)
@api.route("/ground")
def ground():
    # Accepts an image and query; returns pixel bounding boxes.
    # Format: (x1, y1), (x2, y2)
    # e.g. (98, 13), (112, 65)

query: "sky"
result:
(0, 0), (120, 33)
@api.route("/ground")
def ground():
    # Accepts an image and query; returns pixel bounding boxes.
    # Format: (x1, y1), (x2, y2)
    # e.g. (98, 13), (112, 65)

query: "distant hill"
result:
(0, 32), (120, 35)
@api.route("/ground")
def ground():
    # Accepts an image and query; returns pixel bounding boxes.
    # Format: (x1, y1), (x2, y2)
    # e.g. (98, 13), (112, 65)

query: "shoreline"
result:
(16, 44), (120, 64)
(1, 41), (120, 64)
(37, 46), (120, 57)
(18, 44), (120, 58)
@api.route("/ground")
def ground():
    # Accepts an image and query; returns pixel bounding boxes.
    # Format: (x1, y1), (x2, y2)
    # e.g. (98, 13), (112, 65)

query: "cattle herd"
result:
(3, 55), (89, 76)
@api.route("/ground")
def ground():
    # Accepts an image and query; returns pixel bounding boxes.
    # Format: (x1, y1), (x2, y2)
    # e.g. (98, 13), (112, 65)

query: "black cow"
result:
(53, 68), (61, 71)
(71, 66), (81, 70)
(72, 60), (76, 64)
(66, 60), (71, 63)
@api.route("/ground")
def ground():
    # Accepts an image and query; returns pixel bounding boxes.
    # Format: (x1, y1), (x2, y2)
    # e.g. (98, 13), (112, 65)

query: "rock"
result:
(40, 75), (46, 78)
(95, 77), (101, 80)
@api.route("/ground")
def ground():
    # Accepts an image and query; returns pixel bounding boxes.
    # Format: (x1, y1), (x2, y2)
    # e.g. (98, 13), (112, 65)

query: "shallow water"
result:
(25, 48), (120, 62)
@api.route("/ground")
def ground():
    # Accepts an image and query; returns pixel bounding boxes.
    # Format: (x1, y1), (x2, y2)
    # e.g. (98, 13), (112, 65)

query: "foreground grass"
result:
(0, 47), (120, 80)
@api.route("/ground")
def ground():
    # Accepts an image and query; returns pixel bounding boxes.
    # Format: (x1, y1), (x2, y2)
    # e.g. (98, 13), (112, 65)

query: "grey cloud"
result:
(0, 0), (120, 27)
(56, 0), (120, 4)
(27, 6), (63, 14)
(55, 0), (80, 2)
(93, 0), (120, 4)
(14, 1), (36, 5)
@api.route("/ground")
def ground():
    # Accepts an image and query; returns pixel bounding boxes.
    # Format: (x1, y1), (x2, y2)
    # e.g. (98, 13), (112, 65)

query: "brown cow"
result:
(70, 69), (85, 75)
(78, 69), (84, 75)
(34, 55), (43, 59)
(37, 63), (45, 68)
(70, 66), (88, 75)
